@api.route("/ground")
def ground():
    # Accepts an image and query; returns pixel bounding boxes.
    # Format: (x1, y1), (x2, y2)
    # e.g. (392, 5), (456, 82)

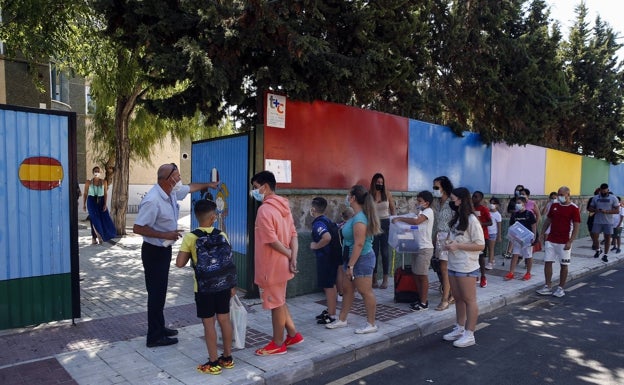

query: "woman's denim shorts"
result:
(344, 250), (376, 278)
(448, 268), (480, 278)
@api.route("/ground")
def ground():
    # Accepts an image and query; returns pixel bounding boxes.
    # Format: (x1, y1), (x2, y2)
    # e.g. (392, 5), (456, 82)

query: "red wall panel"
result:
(264, 99), (408, 190)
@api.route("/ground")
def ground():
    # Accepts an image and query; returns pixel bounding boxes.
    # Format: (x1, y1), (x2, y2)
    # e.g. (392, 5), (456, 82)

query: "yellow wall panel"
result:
(545, 149), (582, 195)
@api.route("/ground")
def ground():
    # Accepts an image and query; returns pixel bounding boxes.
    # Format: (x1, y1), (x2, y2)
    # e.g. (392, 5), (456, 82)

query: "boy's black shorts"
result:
(195, 289), (231, 319)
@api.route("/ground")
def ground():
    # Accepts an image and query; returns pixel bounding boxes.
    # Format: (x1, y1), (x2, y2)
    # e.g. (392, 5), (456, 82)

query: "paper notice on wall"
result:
(266, 93), (286, 128)
(265, 159), (292, 183)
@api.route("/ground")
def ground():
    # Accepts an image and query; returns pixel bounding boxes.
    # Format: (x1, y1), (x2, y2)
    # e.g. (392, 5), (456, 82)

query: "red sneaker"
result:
(504, 272), (514, 281)
(523, 272), (531, 281)
(285, 332), (304, 347)
(480, 276), (487, 288)
(255, 341), (287, 356)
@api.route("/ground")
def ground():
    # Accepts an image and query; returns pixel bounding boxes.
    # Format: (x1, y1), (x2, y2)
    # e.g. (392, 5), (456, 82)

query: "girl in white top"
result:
(442, 187), (485, 348)
(486, 197), (502, 269)
(392, 190), (434, 311)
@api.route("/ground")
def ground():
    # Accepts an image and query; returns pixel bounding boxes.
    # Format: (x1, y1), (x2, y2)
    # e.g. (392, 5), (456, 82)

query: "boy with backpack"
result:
(176, 199), (237, 375)
(309, 197), (342, 325)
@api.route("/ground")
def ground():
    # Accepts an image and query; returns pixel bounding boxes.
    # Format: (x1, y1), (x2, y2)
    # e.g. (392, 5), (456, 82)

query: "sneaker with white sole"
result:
(485, 262), (493, 270)
(443, 325), (465, 341)
(354, 323), (378, 334)
(536, 285), (552, 295)
(552, 286), (565, 298)
(453, 331), (476, 348)
(325, 319), (348, 329)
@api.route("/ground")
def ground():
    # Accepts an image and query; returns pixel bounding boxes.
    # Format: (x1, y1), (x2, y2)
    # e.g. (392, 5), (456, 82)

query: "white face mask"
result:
(558, 195), (566, 204)
(515, 203), (524, 211)
(93, 172), (101, 178)
(345, 194), (351, 207)
(489, 204), (496, 210)
(432, 189), (442, 198)
(172, 179), (183, 193)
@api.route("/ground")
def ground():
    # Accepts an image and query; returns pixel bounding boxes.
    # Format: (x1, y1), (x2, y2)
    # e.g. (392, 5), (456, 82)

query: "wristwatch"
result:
(347, 266), (353, 270)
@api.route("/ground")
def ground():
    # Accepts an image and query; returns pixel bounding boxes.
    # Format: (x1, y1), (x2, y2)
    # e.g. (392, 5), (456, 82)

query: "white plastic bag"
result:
(229, 295), (247, 349)
(216, 295), (248, 350)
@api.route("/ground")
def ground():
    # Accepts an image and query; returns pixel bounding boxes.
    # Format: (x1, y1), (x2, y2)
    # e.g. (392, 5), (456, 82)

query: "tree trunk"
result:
(110, 78), (144, 235)
(111, 97), (131, 236)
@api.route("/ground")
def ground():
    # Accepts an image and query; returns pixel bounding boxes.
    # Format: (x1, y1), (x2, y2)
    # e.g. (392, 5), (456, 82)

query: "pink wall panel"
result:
(264, 99), (409, 190)
(490, 143), (546, 195)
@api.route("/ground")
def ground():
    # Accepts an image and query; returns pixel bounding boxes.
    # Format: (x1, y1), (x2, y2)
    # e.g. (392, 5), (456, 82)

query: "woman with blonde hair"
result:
(327, 185), (382, 334)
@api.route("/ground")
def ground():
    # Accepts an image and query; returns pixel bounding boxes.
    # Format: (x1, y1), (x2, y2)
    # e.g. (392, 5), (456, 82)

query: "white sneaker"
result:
(325, 319), (348, 329)
(536, 285), (552, 295)
(453, 331), (476, 348)
(443, 325), (465, 341)
(485, 262), (493, 270)
(552, 286), (565, 298)
(355, 323), (378, 334)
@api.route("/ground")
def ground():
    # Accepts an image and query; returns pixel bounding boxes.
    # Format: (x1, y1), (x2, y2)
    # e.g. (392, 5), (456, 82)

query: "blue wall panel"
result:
(608, 163), (624, 196)
(190, 134), (249, 255)
(408, 120), (491, 193)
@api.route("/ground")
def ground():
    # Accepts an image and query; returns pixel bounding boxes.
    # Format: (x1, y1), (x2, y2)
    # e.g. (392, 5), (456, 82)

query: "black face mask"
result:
(449, 201), (459, 212)
(375, 184), (384, 191)
(600, 192), (608, 197)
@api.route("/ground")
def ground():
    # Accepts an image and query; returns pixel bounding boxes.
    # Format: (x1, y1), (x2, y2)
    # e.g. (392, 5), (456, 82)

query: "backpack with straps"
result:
(191, 228), (237, 293)
(313, 216), (343, 264)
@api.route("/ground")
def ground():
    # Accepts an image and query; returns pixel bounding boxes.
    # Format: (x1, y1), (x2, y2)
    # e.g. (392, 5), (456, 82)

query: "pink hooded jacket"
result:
(254, 194), (297, 287)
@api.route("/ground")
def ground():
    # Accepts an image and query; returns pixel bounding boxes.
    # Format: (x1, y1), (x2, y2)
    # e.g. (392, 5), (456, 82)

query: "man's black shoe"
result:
(164, 327), (178, 336)
(146, 337), (178, 348)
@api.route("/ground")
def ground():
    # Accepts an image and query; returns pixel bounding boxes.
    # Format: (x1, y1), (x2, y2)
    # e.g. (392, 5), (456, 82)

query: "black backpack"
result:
(313, 216), (343, 264)
(191, 228), (237, 293)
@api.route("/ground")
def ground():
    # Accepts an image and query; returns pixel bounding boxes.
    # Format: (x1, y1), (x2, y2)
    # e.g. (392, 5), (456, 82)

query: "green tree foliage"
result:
(558, 3), (624, 163)
(92, 0), (433, 128)
(429, 0), (568, 145)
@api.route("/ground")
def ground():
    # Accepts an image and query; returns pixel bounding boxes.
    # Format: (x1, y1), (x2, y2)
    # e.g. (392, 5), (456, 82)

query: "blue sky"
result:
(547, 0), (624, 58)
(547, 1), (623, 35)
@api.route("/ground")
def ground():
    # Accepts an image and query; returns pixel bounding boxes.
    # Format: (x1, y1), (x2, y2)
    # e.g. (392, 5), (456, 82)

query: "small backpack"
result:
(313, 216), (343, 264)
(191, 228), (237, 293)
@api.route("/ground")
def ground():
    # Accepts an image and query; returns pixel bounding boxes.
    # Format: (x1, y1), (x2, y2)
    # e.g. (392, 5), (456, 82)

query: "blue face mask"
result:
(251, 188), (264, 202)
(558, 195), (566, 204)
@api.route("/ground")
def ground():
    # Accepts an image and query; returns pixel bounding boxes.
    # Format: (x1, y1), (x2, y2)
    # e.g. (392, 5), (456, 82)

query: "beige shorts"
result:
(411, 248), (434, 275)
(259, 282), (287, 310)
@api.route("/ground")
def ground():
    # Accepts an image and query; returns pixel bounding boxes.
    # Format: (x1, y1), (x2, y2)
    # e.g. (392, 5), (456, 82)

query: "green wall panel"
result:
(0, 274), (73, 330)
(581, 157), (609, 196)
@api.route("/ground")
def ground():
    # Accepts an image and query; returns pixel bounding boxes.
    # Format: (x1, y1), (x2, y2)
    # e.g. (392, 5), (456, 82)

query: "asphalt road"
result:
(296, 261), (624, 385)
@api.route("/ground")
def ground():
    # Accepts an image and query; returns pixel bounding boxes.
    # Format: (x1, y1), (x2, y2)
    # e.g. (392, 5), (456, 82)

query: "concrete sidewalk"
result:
(1, 212), (621, 385)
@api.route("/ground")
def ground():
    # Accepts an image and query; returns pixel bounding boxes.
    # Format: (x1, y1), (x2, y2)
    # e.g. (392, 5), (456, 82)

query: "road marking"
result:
(600, 269), (617, 276)
(521, 299), (548, 310)
(566, 282), (587, 292)
(475, 322), (490, 331)
(326, 360), (398, 385)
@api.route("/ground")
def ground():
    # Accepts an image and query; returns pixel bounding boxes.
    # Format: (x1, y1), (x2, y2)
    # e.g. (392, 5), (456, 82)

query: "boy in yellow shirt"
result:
(176, 199), (237, 375)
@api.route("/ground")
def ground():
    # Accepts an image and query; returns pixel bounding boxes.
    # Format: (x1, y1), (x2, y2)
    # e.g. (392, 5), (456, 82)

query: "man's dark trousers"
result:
(141, 242), (172, 344)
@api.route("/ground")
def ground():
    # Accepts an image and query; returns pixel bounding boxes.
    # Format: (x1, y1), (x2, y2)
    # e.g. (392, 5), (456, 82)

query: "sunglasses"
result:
(165, 163), (178, 180)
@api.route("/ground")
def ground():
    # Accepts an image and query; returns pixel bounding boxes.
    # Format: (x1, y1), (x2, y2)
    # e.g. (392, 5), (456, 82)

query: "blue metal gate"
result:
(0, 105), (79, 329)
(191, 133), (253, 290)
